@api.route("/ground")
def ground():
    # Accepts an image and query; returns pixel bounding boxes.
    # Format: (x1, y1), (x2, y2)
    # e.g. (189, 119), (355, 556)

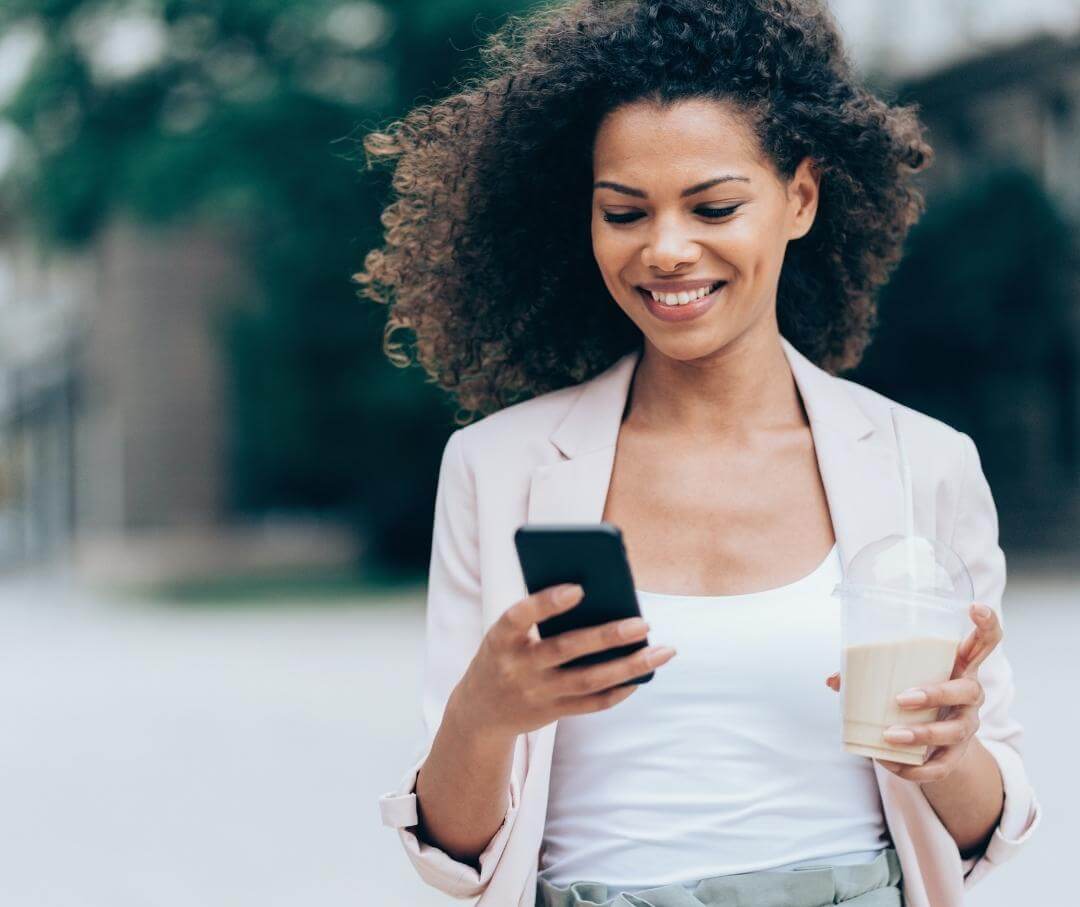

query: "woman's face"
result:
(591, 97), (820, 362)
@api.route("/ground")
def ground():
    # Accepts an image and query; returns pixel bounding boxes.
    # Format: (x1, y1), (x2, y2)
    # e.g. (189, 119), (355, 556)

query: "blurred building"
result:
(830, 0), (1080, 80)
(0, 218), (358, 582)
(897, 32), (1080, 550)
(0, 228), (88, 568)
(903, 33), (1080, 220)
(0, 218), (234, 573)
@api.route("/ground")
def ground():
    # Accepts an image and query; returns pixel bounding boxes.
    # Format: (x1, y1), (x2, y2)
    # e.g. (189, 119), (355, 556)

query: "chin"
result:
(643, 331), (735, 363)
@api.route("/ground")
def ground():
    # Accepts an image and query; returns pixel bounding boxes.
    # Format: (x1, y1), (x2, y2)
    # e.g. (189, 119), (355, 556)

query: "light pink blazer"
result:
(379, 337), (1041, 906)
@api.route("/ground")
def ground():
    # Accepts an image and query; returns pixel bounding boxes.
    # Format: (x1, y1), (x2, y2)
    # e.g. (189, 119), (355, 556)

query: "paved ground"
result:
(0, 565), (1071, 905)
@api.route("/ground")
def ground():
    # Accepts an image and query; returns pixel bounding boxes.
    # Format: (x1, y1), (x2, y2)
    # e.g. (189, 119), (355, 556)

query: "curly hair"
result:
(355, 0), (933, 422)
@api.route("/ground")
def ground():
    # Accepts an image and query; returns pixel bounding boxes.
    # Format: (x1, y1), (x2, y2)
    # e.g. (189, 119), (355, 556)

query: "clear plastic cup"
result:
(833, 534), (974, 765)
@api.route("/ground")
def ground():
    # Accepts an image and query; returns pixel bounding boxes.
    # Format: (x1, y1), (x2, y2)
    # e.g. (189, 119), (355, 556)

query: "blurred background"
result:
(0, 0), (1075, 904)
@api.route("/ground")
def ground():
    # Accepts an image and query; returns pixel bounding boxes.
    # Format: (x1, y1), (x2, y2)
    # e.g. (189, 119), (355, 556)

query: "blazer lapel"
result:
(526, 348), (641, 526)
(782, 338), (907, 572)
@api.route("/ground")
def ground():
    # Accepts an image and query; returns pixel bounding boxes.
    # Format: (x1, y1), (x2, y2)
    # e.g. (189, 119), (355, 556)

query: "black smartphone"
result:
(513, 522), (654, 685)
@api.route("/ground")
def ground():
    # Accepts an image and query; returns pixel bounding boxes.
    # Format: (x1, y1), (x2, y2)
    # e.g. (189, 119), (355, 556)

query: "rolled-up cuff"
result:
(962, 737), (1041, 888)
(379, 739), (524, 898)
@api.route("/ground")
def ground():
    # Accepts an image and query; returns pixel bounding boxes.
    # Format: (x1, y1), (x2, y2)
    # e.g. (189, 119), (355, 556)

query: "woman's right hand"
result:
(452, 583), (677, 740)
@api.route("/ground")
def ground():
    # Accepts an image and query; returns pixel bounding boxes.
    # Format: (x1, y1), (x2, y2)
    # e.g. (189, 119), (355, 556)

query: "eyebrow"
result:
(592, 174), (751, 198)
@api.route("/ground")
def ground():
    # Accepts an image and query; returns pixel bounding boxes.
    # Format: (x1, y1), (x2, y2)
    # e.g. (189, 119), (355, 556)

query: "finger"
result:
(554, 645), (676, 697)
(825, 672), (840, 693)
(876, 745), (956, 783)
(895, 677), (983, 710)
(557, 681), (640, 716)
(882, 714), (977, 748)
(532, 616), (650, 669)
(498, 583), (583, 641)
(952, 629), (977, 671)
(956, 603), (1003, 678)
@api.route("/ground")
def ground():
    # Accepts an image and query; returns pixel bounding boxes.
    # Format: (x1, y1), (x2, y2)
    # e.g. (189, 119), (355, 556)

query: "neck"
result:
(626, 323), (805, 439)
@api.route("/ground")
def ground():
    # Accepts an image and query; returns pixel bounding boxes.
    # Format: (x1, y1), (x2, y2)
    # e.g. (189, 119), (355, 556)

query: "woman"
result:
(363, 2), (1040, 905)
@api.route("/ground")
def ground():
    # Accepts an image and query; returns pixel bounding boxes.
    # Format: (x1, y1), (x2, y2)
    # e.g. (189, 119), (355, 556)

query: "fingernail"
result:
(558, 584), (584, 605)
(883, 727), (916, 743)
(973, 603), (992, 620)
(646, 646), (676, 666)
(620, 618), (648, 638)
(896, 689), (928, 707)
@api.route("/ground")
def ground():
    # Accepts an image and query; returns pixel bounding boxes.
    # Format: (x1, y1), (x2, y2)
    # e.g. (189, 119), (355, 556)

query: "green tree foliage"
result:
(0, 0), (534, 570)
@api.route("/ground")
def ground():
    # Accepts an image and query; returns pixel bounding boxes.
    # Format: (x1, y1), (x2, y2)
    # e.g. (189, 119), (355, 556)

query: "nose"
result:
(640, 217), (702, 272)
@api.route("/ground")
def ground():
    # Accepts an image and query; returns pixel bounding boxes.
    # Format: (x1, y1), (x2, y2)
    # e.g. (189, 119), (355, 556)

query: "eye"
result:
(698, 205), (740, 219)
(600, 204), (741, 225)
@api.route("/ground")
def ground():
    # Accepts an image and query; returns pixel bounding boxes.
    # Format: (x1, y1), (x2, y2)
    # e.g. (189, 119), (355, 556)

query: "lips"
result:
(637, 281), (727, 323)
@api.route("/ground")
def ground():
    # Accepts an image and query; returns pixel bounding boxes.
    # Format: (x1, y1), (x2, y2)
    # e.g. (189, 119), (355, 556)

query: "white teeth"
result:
(648, 282), (720, 306)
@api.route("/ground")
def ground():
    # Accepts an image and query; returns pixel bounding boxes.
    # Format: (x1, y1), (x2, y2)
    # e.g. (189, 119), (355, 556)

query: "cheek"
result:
(591, 224), (628, 273)
(590, 236), (628, 305)
(591, 233), (641, 306)
(714, 233), (788, 304)
(711, 220), (775, 273)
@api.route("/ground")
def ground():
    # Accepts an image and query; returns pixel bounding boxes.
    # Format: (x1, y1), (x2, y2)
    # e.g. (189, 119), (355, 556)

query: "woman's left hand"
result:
(825, 602), (1003, 783)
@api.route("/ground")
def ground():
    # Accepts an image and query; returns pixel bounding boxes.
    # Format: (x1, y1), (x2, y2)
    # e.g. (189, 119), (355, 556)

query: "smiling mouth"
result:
(637, 281), (727, 307)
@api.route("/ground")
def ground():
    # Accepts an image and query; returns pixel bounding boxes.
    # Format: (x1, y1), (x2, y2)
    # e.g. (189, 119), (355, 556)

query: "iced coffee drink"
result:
(842, 636), (959, 764)
(834, 534), (973, 766)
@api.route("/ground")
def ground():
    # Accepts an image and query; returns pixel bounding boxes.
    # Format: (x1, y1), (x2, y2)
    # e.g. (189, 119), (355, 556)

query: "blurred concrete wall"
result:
(76, 217), (236, 533)
(70, 218), (360, 586)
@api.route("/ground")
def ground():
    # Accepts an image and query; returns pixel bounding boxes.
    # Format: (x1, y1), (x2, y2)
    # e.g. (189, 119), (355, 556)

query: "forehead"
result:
(592, 97), (768, 184)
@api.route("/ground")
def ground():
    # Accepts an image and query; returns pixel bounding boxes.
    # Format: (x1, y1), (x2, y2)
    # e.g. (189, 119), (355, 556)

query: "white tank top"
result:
(538, 544), (889, 890)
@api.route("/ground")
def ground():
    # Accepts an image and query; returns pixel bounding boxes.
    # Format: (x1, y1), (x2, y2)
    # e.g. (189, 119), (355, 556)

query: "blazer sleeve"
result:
(377, 428), (524, 899)
(948, 431), (1042, 888)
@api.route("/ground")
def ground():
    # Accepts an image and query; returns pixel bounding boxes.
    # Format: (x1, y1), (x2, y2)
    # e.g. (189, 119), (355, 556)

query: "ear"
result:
(786, 157), (821, 241)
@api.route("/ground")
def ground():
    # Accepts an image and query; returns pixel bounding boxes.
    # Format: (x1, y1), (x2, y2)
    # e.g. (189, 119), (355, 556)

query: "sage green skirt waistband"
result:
(536, 848), (902, 906)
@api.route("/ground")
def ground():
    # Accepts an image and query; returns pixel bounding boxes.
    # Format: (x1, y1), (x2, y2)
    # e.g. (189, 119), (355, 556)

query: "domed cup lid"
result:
(835, 534), (974, 610)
